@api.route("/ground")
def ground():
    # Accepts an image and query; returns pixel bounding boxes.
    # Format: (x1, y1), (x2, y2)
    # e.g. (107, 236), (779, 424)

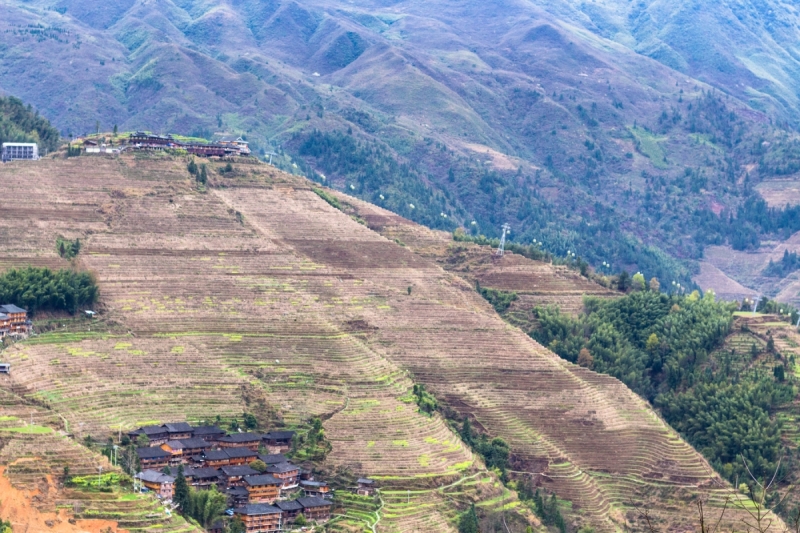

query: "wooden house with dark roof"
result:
(129, 425), (170, 446)
(297, 496), (332, 521)
(266, 462), (299, 489)
(301, 480), (331, 499)
(136, 447), (171, 470)
(225, 447), (258, 465)
(226, 486), (249, 508)
(257, 453), (287, 465)
(135, 470), (175, 500)
(218, 432), (262, 451)
(163, 422), (193, 440)
(243, 474), (282, 504)
(167, 466), (221, 490)
(357, 477), (376, 496)
(0, 305), (31, 336)
(276, 500), (303, 522)
(160, 439), (211, 464)
(219, 465), (259, 488)
(193, 425), (226, 443)
(262, 431), (295, 453)
(233, 504), (283, 533)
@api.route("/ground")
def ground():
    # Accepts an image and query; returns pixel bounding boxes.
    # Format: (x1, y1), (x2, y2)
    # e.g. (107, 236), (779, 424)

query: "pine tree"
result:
(174, 464), (189, 510)
(460, 417), (473, 446)
(457, 504), (479, 533)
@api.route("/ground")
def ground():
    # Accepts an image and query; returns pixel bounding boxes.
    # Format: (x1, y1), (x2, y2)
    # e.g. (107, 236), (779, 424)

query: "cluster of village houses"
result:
(83, 132), (251, 157)
(130, 422), (375, 532)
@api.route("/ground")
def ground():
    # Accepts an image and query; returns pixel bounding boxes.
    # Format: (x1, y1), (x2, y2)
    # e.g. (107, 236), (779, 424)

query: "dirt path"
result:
(0, 466), (124, 533)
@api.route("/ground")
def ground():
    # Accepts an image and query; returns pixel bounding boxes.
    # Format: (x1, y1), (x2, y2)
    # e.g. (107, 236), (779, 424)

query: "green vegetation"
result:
(0, 266), (99, 314)
(56, 236), (81, 260)
(457, 504), (479, 533)
(0, 96), (59, 153)
(0, 516), (11, 533)
(764, 250), (800, 277)
(184, 485), (227, 527)
(188, 159), (208, 185)
(412, 384), (438, 414)
(289, 417), (332, 461)
(476, 283), (519, 314)
(312, 187), (342, 210)
(532, 290), (794, 483)
(459, 418), (510, 475)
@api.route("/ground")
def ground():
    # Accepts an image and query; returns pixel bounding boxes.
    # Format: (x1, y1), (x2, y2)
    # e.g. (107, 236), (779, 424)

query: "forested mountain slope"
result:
(0, 152), (783, 531)
(6, 0), (800, 299)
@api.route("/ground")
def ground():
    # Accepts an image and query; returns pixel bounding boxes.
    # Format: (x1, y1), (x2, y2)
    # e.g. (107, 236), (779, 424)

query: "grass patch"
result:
(630, 126), (668, 169)
(0, 425), (53, 434)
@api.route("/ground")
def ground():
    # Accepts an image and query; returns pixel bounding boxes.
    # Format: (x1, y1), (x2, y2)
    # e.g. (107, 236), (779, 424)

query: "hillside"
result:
(0, 152), (784, 531)
(7, 0), (800, 299)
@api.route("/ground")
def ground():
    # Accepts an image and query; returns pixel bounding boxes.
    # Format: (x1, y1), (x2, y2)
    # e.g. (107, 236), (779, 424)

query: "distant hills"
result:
(4, 0), (800, 301)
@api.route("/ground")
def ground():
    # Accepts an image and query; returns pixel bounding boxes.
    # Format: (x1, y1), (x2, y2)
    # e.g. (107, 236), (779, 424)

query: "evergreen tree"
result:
(457, 504), (479, 533)
(174, 465), (189, 511)
(460, 418), (473, 446)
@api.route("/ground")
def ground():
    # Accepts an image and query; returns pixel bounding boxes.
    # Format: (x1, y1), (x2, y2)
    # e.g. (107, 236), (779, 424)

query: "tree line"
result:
(0, 266), (99, 315)
(532, 289), (793, 483)
(0, 96), (60, 153)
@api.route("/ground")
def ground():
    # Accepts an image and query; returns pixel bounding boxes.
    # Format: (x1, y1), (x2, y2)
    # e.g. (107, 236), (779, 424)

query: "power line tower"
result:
(496, 223), (511, 256)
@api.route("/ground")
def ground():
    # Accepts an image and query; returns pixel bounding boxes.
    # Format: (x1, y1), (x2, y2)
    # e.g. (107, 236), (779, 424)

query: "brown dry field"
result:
(0, 154), (783, 531)
(701, 238), (800, 307)
(756, 178), (800, 207)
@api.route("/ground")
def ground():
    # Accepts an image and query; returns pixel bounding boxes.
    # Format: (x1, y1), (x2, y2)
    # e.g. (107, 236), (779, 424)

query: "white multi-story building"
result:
(1, 143), (39, 162)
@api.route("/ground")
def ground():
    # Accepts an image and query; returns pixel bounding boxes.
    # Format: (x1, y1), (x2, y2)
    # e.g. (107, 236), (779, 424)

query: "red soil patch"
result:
(0, 466), (125, 533)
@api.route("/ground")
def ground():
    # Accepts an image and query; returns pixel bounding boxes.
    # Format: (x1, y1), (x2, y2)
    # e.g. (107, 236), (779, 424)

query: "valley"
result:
(6, 0), (800, 301)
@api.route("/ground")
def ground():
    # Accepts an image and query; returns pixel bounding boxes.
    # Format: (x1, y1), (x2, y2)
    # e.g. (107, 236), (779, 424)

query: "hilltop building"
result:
(1, 143), (38, 162)
(218, 136), (251, 156)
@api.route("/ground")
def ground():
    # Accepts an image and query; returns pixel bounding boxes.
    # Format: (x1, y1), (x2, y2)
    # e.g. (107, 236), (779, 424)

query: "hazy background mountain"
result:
(5, 0), (800, 302)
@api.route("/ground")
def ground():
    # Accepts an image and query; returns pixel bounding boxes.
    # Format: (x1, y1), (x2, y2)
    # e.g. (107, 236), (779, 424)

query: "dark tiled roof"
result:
(163, 422), (193, 433)
(225, 447), (257, 459)
(219, 432), (261, 443)
(188, 467), (222, 479)
(220, 465), (259, 477)
(263, 431), (295, 440)
(0, 304), (26, 314)
(178, 438), (211, 449)
(357, 478), (375, 485)
(234, 503), (282, 516)
(301, 480), (328, 488)
(163, 440), (185, 450)
(298, 496), (331, 508)
(276, 500), (303, 511)
(140, 425), (168, 436)
(202, 450), (229, 461)
(193, 425), (225, 436)
(136, 447), (170, 459)
(266, 462), (298, 474)
(258, 454), (287, 465)
(135, 470), (174, 483)
(243, 474), (282, 486)
(226, 486), (248, 496)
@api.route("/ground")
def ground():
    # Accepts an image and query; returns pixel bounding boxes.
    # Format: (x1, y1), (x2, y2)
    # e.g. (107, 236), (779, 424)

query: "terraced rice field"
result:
(0, 154), (783, 530)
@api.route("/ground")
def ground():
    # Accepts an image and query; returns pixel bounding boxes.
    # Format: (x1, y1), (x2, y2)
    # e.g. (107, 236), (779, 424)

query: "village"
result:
(129, 421), (376, 532)
(0, 306), (376, 533)
(2, 131), (253, 162)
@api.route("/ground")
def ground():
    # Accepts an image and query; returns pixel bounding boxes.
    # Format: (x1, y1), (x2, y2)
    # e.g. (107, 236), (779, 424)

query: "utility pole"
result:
(496, 223), (511, 256)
